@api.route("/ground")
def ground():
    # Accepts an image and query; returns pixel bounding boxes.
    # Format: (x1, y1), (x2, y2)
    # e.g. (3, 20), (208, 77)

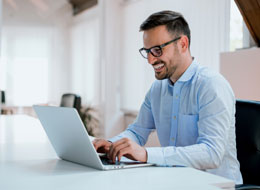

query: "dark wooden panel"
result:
(235, 0), (260, 47)
(257, 0), (260, 8)
(69, 0), (98, 15)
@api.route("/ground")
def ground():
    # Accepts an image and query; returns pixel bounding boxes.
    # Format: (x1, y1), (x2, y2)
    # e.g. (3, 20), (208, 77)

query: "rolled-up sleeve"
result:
(109, 89), (155, 145)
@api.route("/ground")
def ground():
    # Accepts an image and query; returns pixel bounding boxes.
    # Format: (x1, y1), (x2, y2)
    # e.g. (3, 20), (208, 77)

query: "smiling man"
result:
(93, 10), (243, 184)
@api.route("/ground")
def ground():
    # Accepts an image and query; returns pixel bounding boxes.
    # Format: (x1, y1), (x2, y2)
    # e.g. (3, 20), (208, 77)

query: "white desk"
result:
(0, 115), (235, 190)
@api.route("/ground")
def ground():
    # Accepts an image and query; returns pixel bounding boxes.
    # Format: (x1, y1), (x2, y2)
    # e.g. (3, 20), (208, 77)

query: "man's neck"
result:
(170, 55), (193, 83)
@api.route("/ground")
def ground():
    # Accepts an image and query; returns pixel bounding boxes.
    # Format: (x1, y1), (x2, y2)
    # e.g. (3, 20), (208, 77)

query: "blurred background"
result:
(0, 0), (258, 141)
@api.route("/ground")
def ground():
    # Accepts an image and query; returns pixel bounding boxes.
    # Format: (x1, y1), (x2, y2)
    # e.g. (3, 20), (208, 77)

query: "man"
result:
(93, 10), (242, 184)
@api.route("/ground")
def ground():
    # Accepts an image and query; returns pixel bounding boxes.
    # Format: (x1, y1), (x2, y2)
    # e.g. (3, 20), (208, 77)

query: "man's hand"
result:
(93, 139), (112, 153)
(108, 138), (148, 163)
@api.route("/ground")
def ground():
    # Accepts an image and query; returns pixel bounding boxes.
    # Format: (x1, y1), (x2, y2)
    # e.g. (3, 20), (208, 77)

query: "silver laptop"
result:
(33, 105), (153, 170)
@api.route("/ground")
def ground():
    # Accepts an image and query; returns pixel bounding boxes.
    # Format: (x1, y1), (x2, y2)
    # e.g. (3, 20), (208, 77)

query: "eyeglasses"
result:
(139, 37), (181, 59)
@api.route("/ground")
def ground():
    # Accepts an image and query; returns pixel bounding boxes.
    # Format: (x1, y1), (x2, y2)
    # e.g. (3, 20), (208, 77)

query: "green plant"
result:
(79, 105), (100, 137)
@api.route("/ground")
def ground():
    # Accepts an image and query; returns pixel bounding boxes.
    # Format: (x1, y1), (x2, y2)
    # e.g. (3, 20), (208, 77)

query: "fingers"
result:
(110, 142), (130, 163)
(93, 138), (148, 163)
(108, 138), (133, 163)
(117, 147), (131, 162)
(92, 139), (111, 153)
(92, 139), (102, 150)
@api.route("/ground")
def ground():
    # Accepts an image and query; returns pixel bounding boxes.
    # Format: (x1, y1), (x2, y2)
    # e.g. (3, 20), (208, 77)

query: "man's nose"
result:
(147, 53), (157, 65)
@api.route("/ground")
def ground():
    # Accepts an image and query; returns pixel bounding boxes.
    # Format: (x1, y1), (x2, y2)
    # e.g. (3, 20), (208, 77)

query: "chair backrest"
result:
(60, 93), (81, 113)
(235, 100), (260, 185)
(1, 91), (5, 104)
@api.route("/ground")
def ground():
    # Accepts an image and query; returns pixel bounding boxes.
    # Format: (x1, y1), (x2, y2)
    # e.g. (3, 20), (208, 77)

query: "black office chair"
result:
(60, 93), (81, 113)
(1, 90), (5, 104)
(1, 91), (6, 114)
(235, 100), (260, 190)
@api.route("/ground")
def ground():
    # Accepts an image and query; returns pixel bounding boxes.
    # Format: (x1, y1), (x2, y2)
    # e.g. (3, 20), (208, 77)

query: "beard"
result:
(154, 61), (173, 80)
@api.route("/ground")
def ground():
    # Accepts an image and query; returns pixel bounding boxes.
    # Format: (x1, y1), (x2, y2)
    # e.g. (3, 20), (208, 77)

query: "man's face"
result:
(143, 25), (181, 81)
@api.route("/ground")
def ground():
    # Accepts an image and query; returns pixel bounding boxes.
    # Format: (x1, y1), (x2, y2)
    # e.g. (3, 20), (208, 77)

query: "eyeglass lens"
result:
(150, 47), (162, 57)
(141, 47), (162, 58)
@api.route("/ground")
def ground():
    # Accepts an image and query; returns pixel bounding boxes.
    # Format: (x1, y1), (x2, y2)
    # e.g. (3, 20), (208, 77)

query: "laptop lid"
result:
(33, 105), (104, 170)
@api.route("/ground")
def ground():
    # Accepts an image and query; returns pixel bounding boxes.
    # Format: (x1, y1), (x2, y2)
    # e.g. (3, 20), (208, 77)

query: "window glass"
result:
(230, 0), (243, 51)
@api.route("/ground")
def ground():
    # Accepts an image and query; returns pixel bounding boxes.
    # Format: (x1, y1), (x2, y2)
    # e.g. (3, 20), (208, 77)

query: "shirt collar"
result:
(166, 60), (198, 89)
(167, 78), (174, 87)
(176, 60), (198, 83)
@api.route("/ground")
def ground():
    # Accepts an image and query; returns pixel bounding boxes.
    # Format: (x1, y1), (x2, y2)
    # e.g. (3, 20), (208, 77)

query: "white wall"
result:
(220, 48), (260, 101)
(98, 0), (125, 138)
(68, 0), (126, 138)
(0, 0), (2, 51)
(0, 0), (2, 106)
(1, 0), (73, 105)
(48, 5), (73, 104)
(70, 7), (100, 106)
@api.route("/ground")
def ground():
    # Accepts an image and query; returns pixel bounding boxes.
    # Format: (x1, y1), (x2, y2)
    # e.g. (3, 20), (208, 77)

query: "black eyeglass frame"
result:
(139, 36), (181, 59)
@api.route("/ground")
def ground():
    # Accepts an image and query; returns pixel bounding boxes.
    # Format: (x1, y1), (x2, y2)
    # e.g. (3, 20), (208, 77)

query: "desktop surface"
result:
(0, 115), (235, 190)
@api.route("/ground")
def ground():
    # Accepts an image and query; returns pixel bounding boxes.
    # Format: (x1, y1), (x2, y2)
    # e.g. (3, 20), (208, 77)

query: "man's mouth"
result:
(153, 63), (164, 72)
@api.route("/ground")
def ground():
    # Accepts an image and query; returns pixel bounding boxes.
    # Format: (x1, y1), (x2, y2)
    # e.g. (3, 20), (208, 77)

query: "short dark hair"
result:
(140, 10), (191, 48)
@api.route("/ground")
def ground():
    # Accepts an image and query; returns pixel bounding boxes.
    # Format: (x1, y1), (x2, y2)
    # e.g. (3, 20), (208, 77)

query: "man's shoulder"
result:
(193, 65), (234, 96)
(194, 65), (228, 86)
(196, 65), (219, 79)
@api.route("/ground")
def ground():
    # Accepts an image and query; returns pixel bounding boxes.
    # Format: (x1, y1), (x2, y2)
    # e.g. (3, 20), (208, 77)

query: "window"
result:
(230, 0), (243, 51)
(70, 12), (100, 106)
(0, 27), (51, 106)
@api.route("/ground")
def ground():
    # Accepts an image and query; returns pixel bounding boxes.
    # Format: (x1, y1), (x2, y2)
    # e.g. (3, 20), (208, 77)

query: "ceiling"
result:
(3, 0), (98, 18)
(3, 0), (69, 14)
(3, 0), (72, 25)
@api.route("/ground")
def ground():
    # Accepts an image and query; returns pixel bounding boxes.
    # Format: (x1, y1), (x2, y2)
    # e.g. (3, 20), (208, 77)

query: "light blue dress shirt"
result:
(110, 61), (243, 184)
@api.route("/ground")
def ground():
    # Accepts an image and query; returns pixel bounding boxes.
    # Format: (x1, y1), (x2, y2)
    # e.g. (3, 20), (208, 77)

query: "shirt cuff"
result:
(145, 147), (166, 166)
(108, 130), (141, 144)
(108, 136), (122, 143)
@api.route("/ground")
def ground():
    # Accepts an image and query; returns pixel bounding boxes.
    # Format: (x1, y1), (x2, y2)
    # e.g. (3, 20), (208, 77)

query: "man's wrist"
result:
(144, 148), (148, 162)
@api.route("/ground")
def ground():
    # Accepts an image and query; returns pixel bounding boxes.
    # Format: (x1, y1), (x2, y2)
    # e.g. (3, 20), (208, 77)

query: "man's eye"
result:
(151, 48), (161, 55)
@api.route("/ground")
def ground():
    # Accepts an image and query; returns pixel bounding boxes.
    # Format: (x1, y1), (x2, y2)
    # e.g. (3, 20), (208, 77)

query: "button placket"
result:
(169, 84), (181, 146)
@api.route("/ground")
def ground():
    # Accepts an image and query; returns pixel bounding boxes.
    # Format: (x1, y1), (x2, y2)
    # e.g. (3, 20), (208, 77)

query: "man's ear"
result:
(179, 36), (189, 53)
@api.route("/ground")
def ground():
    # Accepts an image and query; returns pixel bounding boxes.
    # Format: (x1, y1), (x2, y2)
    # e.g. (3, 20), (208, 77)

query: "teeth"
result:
(153, 63), (164, 70)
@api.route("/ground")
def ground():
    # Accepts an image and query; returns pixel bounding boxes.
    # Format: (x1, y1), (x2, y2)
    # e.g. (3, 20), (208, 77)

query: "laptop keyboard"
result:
(100, 156), (147, 166)
(101, 157), (123, 165)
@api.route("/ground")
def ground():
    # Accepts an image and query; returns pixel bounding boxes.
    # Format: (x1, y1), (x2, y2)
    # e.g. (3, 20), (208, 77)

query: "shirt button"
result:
(171, 137), (175, 141)
(175, 94), (178, 99)
(173, 116), (176, 119)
